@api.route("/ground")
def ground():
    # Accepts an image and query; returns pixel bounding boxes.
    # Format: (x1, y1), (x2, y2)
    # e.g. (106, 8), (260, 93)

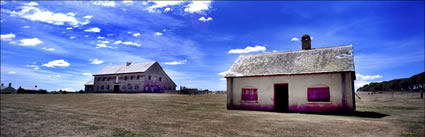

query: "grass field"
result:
(1, 92), (424, 137)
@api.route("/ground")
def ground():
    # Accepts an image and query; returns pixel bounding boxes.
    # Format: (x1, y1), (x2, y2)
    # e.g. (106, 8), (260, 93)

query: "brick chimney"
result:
(126, 61), (132, 66)
(301, 34), (311, 50)
(8, 83), (12, 87)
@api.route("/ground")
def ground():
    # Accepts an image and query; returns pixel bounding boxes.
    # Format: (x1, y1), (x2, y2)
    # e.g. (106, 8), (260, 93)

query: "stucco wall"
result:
(227, 72), (355, 113)
(144, 63), (176, 92)
(93, 72), (146, 93)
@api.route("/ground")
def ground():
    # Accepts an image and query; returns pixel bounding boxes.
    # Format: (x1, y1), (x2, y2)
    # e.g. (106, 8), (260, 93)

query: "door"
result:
(274, 84), (289, 112)
(114, 85), (119, 93)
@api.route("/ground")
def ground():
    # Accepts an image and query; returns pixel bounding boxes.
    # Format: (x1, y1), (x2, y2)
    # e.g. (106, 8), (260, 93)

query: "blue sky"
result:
(1, 1), (424, 91)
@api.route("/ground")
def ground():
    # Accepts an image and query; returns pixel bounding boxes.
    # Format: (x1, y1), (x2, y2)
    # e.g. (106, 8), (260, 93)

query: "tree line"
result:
(357, 72), (425, 92)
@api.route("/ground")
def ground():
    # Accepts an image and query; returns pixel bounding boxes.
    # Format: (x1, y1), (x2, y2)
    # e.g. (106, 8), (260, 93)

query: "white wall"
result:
(227, 72), (355, 112)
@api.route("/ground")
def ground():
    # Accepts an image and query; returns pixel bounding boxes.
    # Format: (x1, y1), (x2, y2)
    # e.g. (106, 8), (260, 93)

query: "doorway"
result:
(114, 85), (120, 93)
(274, 84), (288, 112)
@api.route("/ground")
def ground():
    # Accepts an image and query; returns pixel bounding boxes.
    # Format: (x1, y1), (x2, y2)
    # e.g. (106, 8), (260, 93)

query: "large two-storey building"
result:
(85, 61), (176, 93)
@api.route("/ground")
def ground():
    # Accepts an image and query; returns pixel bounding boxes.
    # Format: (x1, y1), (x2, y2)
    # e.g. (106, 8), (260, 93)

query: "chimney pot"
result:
(8, 83), (11, 87)
(126, 61), (132, 66)
(301, 34), (311, 50)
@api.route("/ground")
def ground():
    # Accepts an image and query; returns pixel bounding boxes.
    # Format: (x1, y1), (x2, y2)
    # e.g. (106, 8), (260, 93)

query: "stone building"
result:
(85, 61), (176, 93)
(225, 34), (356, 113)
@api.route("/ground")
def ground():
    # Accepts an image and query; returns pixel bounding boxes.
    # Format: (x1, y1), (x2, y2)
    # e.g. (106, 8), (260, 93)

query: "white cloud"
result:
(122, 0), (134, 5)
(355, 74), (383, 90)
(1, 33), (16, 41)
(164, 60), (187, 65)
(133, 32), (140, 37)
(291, 37), (299, 41)
(356, 74), (382, 81)
(84, 27), (100, 33)
(122, 41), (141, 47)
(26, 2), (38, 6)
(164, 7), (171, 12)
(89, 58), (104, 64)
(23, 26), (30, 28)
(8, 71), (16, 74)
(96, 43), (107, 48)
(42, 59), (70, 68)
(69, 36), (76, 39)
(184, 1), (211, 14)
(228, 45), (267, 54)
(25, 64), (40, 70)
(92, 1), (116, 7)
(97, 36), (105, 39)
(218, 71), (228, 76)
(83, 15), (93, 19)
(42, 47), (56, 51)
(67, 12), (75, 16)
(58, 88), (76, 92)
(113, 40), (122, 44)
(146, 1), (185, 13)
(8, 2), (82, 27)
(100, 40), (109, 44)
(66, 27), (73, 30)
(155, 32), (163, 36)
(82, 73), (92, 76)
(273, 50), (277, 52)
(19, 38), (43, 46)
(199, 16), (213, 22)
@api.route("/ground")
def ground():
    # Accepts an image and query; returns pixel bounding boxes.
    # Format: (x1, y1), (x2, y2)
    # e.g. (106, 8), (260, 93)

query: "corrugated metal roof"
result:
(93, 61), (156, 76)
(225, 45), (355, 77)
(84, 79), (94, 85)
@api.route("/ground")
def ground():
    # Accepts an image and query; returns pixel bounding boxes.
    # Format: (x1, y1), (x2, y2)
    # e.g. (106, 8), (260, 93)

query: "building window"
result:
(135, 85), (139, 89)
(97, 78), (100, 81)
(125, 76), (127, 80)
(148, 76), (151, 80)
(106, 85), (110, 90)
(307, 87), (330, 102)
(108, 77), (111, 81)
(131, 76), (134, 80)
(159, 77), (162, 81)
(101, 85), (104, 90)
(137, 75), (140, 80)
(241, 88), (258, 101)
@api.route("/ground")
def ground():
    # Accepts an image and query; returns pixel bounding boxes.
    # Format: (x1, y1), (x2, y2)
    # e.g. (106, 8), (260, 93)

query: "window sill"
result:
(240, 100), (258, 103)
(307, 101), (331, 104)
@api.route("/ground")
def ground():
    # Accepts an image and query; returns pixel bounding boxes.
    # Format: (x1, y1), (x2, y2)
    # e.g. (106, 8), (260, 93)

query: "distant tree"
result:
(357, 72), (425, 92)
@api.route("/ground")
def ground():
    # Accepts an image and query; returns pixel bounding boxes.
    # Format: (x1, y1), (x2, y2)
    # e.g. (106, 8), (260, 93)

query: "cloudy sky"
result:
(1, 1), (424, 91)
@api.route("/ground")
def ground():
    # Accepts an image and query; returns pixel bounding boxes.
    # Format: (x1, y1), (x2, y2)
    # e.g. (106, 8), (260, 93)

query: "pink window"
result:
(241, 88), (258, 101)
(308, 87), (330, 102)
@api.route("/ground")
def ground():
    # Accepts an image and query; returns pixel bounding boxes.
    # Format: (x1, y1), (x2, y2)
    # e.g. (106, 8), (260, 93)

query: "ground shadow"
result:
(301, 111), (390, 118)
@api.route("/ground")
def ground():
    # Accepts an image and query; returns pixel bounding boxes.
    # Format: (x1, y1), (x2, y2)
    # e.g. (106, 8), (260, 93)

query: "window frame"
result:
(241, 88), (258, 103)
(307, 87), (331, 102)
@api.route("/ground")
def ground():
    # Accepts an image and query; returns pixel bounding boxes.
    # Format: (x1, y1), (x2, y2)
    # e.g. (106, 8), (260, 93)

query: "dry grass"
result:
(1, 92), (423, 137)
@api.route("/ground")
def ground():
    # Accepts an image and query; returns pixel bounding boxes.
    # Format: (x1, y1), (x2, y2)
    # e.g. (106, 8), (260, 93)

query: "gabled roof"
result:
(84, 79), (94, 86)
(225, 45), (355, 77)
(93, 61), (156, 76)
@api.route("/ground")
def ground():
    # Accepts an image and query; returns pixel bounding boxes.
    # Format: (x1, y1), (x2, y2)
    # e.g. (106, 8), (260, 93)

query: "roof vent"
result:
(301, 34), (311, 50)
(126, 61), (132, 66)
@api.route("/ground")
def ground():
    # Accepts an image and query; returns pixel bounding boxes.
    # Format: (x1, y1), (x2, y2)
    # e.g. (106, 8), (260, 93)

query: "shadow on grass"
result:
(305, 111), (390, 118)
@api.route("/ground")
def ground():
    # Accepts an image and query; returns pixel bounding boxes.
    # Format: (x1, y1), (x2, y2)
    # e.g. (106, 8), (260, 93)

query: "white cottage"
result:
(225, 35), (356, 113)
(85, 61), (176, 93)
